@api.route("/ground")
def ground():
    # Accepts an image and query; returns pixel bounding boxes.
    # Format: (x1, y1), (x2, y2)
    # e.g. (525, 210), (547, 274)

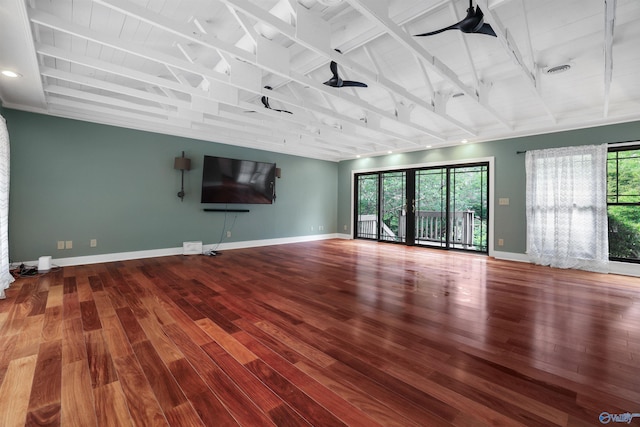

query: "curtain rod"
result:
(516, 139), (640, 154)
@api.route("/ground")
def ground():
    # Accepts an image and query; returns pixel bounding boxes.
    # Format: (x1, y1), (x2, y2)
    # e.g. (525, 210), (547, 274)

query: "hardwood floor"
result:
(1, 239), (639, 426)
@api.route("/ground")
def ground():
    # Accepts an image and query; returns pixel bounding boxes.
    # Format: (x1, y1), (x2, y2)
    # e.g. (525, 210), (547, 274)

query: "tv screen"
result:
(201, 155), (276, 204)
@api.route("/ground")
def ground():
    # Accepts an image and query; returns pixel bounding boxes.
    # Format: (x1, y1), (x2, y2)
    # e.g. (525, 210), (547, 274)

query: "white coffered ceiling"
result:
(1, 0), (639, 161)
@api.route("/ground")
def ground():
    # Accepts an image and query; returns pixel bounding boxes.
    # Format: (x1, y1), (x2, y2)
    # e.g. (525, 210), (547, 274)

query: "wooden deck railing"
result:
(357, 215), (397, 240)
(358, 211), (475, 246)
(401, 210), (474, 246)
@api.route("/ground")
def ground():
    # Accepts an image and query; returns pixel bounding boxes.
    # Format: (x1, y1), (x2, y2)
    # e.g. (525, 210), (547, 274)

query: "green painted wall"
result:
(6, 106), (640, 262)
(6, 109), (338, 261)
(338, 121), (640, 254)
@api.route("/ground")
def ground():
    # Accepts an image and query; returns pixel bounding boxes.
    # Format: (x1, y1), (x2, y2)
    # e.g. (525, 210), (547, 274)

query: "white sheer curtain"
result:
(525, 144), (609, 272)
(0, 114), (14, 299)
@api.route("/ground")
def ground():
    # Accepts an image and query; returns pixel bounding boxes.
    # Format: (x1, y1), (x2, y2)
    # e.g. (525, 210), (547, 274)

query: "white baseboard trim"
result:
(20, 234), (346, 268)
(491, 251), (640, 277)
(20, 237), (640, 278)
(491, 251), (530, 263)
(202, 233), (345, 252)
(608, 261), (640, 277)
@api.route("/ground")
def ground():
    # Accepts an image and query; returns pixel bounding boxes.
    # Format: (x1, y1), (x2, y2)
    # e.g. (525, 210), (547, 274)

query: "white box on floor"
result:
(183, 241), (203, 255)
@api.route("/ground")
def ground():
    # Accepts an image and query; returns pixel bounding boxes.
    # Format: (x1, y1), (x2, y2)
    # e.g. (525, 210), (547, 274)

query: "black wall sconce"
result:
(174, 151), (191, 201)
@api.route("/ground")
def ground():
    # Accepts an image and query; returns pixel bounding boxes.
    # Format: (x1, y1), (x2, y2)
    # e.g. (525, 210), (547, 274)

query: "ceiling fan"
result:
(261, 86), (292, 114)
(414, 0), (496, 37)
(323, 49), (368, 88)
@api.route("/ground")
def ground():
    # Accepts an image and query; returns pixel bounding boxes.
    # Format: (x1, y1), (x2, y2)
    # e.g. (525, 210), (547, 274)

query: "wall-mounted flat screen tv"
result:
(201, 155), (276, 204)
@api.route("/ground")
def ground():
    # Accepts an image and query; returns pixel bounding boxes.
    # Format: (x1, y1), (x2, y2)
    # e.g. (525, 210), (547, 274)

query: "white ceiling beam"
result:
(41, 97), (345, 161)
(225, 5), (259, 49)
(218, 0), (470, 137)
(604, 0), (616, 118)
(175, 43), (197, 64)
(414, 55), (435, 101)
(332, 0), (450, 55)
(29, 9), (234, 85)
(447, 5), (479, 88)
(37, 48), (356, 148)
(475, 0), (556, 123)
(47, 61), (391, 155)
(93, 0), (253, 61)
(475, 0), (533, 87)
(361, 45), (382, 75)
(41, 66), (203, 112)
(345, 0), (511, 130)
(67, 2), (443, 144)
(45, 85), (171, 118)
(518, 0), (535, 72)
(46, 88), (351, 159)
(30, 11), (418, 148)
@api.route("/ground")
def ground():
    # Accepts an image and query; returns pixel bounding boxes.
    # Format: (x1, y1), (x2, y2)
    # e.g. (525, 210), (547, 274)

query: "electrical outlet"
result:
(344, 224), (347, 231)
(498, 238), (504, 246)
(498, 198), (510, 206)
(90, 239), (97, 247)
(57, 241), (65, 250)
(65, 240), (73, 249)
(226, 231), (231, 238)
(319, 225), (323, 231)
(310, 226), (314, 231)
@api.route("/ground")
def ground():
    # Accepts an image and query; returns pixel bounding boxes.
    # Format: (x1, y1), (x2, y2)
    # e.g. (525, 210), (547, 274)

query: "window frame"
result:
(607, 144), (640, 263)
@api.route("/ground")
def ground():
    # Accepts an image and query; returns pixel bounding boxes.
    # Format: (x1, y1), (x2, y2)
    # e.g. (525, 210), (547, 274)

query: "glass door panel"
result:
(415, 168), (447, 248)
(449, 165), (488, 252)
(355, 173), (379, 239)
(381, 171), (406, 242)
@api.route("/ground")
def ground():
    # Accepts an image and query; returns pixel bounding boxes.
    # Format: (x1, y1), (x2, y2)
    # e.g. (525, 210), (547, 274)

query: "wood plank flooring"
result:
(1, 239), (640, 426)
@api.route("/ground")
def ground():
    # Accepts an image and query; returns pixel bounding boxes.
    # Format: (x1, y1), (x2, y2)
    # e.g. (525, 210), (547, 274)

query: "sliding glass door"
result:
(415, 168), (447, 248)
(355, 163), (488, 253)
(355, 171), (408, 242)
(447, 164), (488, 252)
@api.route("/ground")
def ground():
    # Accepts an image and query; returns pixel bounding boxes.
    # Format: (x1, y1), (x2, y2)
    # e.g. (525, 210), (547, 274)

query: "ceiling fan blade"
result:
(324, 49), (367, 88)
(329, 61), (339, 80)
(414, 23), (460, 37)
(414, 3), (496, 37)
(476, 23), (497, 37)
(260, 85), (292, 113)
(341, 81), (368, 88)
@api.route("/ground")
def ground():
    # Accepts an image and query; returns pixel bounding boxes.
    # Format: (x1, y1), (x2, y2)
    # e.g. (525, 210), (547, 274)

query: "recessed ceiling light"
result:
(545, 64), (571, 75)
(426, 145), (432, 148)
(1, 70), (21, 78)
(356, 155), (361, 158)
(317, 0), (343, 5)
(461, 139), (468, 144)
(387, 151), (393, 154)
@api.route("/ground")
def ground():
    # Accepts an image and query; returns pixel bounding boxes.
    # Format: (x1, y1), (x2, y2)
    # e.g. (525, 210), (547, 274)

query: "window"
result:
(525, 144), (609, 272)
(607, 146), (640, 262)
